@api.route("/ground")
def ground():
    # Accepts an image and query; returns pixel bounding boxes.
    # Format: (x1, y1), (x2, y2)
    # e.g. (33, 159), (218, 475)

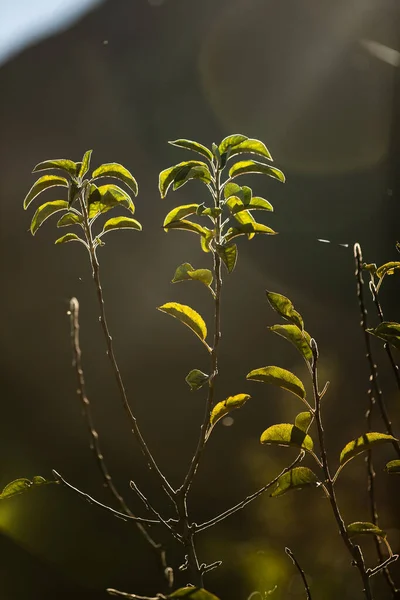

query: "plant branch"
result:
(107, 590), (166, 600)
(285, 547), (312, 600)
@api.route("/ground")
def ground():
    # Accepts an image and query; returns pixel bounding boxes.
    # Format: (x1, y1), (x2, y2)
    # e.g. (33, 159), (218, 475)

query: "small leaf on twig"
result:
(270, 467), (318, 498)
(339, 432), (397, 467)
(260, 423), (313, 451)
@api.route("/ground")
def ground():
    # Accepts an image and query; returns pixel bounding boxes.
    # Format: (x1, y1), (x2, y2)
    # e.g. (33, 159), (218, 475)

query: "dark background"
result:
(1, 0), (400, 598)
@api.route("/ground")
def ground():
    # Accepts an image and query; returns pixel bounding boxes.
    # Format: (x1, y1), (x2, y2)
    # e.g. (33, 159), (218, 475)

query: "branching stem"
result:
(285, 547), (312, 600)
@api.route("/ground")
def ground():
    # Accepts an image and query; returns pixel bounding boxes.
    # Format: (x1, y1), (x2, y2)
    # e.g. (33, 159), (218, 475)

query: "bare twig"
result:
(285, 547), (312, 600)
(107, 589), (166, 600)
(367, 555), (399, 578)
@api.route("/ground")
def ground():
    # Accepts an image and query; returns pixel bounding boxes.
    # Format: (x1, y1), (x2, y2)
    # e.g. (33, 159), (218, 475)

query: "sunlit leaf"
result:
(210, 394), (251, 426)
(226, 138), (273, 161)
(88, 184), (134, 219)
(172, 164), (212, 191)
(200, 227), (214, 253)
(57, 212), (83, 227)
(172, 263), (213, 289)
(78, 150), (92, 178)
(246, 366), (306, 401)
(295, 412), (312, 432)
(270, 467), (318, 498)
(91, 163), (138, 195)
(157, 302), (209, 349)
(168, 139), (213, 162)
(163, 220), (207, 237)
(260, 423), (313, 451)
(266, 291), (304, 330)
(385, 460), (400, 474)
(229, 160), (285, 183)
(30, 200), (68, 235)
(339, 432), (397, 467)
(219, 134), (248, 155)
(163, 204), (199, 228)
(269, 324), (312, 361)
(185, 369), (210, 391)
(102, 216), (142, 233)
(367, 322), (400, 351)
(169, 587), (220, 600)
(347, 522), (386, 539)
(32, 158), (77, 176)
(23, 175), (68, 210)
(376, 262), (400, 279)
(226, 196), (255, 238)
(68, 180), (80, 207)
(224, 182), (242, 200)
(159, 160), (211, 198)
(0, 476), (50, 500)
(216, 243), (237, 273)
(225, 222), (276, 242)
(55, 233), (82, 245)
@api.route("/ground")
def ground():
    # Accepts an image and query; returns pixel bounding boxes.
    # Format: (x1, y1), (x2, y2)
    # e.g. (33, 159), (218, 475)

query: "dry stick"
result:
(79, 190), (176, 505)
(69, 297), (168, 555)
(285, 547), (312, 600)
(354, 244), (399, 596)
(310, 340), (374, 600)
(107, 590), (166, 600)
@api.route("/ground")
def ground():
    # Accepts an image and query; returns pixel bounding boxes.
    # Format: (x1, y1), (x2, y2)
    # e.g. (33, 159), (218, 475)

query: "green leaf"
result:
(32, 158), (77, 177)
(367, 322), (400, 351)
(88, 184), (134, 219)
(172, 263), (213, 289)
(266, 291), (304, 330)
(159, 160), (211, 198)
(243, 197), (273, 212)
(339, 432), (398, 467)
(157, 302), (210, 349)
(68, 180), (80, 207)
(246, 366), (306, 401)
(91, 163), (138, 195)
(385, 460), (400, 474)
(295, 412), (312, 432)
(102, 216), (142, 233)
(185, 369), (210, 391)
(57, 212), (83, 227)
(55, 233), (82, 245)
(219, 134), (249, 155)
(269, 324), (313, 361)
(216, 243), (237, 273)
(168, 139), (213, 162)
(226, 197), (256, 237)
(229, 160), (285, 183)
(347, 522), (386, 539)
(23, 175), (68, 210)
(78, 150), (92, 179)
(163, 204), (200, 228)
(225, 138), (273, 161)
(0, 476), (49, 500)
(172, 164), (212, 191)
(260, 423), (314, 451)
(210, 393), (251, 426)
(376, 262), (400, 278)
(169, 587), (220, 600)
(163, 220), (207, 237)
(270, 467), (318, 498)
(200, 227), (214, 253)
(30, 200), (69, 235)
(225, 222), (277, 242)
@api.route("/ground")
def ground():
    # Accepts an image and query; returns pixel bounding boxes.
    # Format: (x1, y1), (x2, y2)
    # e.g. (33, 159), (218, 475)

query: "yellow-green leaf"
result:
(23, 175), (68, 210)
(32, 158), (77, 176)
(88, 184), (134, 219)
(226, 138), (273, 161)
(339, 432), (398, 467)
(246, 366), (306, 401)
(159, 160), (210, 198)
(376, 262), (400, 278)
(200, 227), (214, 253)
(219, 134), (248, 155)
(169, 587), (220, 600)
(229, 160), (285, 182)
(216, 243), (237, 273)
(260, 423), (313, 451)
(157, 302), (209, 349)
(168, 139), (213, 162)
(367, 322), (400, 351)
(269, 324), (312, 361)
(225, 222), (277, 242)
(385, 460), (400, 474)
(57, 212), (83, 227)
(30, 200), (69, 235)
(55, 233), (82, 245)
(347, 522), (386, 539)
(172, 164), (212, 191)
(78, 150), (92, 179)
(163, 204), (199, 228)
(163, 220), (207, 236)
(102, 216), (142, 233)
(295, 412), (312, 432)
(210, 394), (251, 426)
(185, 369), (209, 391)
(266, 291), (304, 330)
(0, 476), (49, 500)
(172, 263), (213, 289)
(270, 467), (318, 498)
(92, 163), (138, 195)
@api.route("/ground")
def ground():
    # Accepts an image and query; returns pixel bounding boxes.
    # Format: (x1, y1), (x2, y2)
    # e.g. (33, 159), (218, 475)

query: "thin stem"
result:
(79, 189), (176, 504)
(69, 297), (167, 554)
(107, 590), (166, 600)
(310, 340), (374, 600)
(285, 547), (312, 600)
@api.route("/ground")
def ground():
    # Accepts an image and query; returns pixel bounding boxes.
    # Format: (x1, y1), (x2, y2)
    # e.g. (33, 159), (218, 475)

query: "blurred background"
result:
(1, 0), (400, 598)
